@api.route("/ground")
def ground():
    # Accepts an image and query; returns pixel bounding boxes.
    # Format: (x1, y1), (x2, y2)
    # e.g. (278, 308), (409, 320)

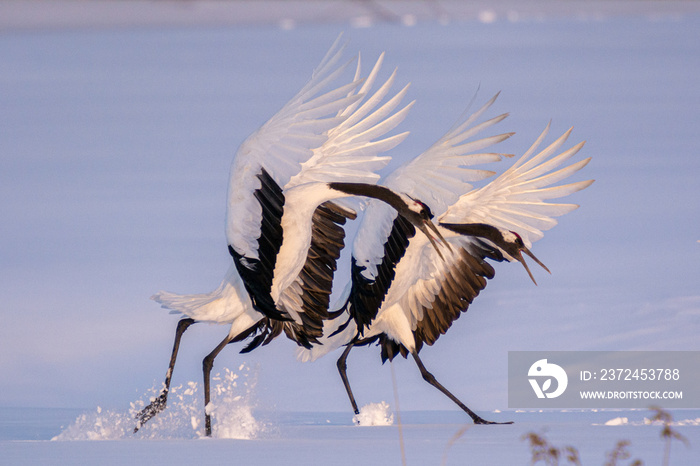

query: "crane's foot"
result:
(472, 415), (513, 425)
(134, 390), (168, 433)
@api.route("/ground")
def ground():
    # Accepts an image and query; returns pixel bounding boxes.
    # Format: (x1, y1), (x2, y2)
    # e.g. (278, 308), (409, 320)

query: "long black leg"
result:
(411, 351), (512, 425)
(202, 333), (235, 437)
(134, 318), (196, 432)
(337, 343), (359, 415)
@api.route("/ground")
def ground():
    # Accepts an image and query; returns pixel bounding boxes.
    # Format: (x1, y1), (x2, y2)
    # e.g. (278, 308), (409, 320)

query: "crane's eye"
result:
(416, 200), (434, 219)
(511, 231), (525, 246)
(405, 195), (434, 219)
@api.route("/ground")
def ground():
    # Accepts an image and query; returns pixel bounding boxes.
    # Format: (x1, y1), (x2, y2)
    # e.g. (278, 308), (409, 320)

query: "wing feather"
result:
(383, 93), (513, 217)
(439, 124), (593, 247)
(368, 235), (499, 358)
(288, 57), (413, 189)
(226, 39), (363, 258)
(267, 52), (414, 332)
(353, 94), (512, 285)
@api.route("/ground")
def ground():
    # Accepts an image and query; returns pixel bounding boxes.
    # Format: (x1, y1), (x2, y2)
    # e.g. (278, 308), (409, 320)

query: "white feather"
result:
(265, 55), (414, 320)
(352, 93), (513, 283)
(152, 265), (259, 326)
(287, 57), (413, 189)
(226, 38), (362, 259)
(439, 123), (593, 247)
(337, 100), (593, 355)
(384, 93), (513, 216)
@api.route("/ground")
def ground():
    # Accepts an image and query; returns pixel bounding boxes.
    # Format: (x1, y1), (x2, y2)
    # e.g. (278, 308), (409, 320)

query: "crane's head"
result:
(405, 196), (434, 219)
(496, 230), (550, 285)
(402, 195), (452, 260)
(438, 222), (550, 284)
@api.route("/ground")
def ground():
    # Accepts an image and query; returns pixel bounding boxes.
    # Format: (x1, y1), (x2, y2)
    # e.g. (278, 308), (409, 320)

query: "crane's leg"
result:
(202, 333), (235, 437)
(411, 352), (512, 425)
(134, 318), (195, 433)
(337, 343), (360, 415)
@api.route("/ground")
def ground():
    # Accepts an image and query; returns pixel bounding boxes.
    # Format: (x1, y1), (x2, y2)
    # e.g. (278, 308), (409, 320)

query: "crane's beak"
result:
(418, 219), (452, 261)
(515, 246), (550, 285)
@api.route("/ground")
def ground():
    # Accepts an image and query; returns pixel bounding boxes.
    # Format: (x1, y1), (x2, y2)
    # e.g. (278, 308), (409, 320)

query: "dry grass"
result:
(520, 407), (689, 466)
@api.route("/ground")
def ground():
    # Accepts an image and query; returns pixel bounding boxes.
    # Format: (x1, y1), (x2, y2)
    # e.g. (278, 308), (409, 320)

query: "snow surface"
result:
(2, 1), (700, 464)
(3, 406), (700, 465)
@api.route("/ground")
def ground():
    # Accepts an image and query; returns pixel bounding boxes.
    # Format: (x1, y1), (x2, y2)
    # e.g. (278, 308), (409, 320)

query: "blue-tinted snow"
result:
(1, 1), (699, 464)
(2, 408), (700, 464)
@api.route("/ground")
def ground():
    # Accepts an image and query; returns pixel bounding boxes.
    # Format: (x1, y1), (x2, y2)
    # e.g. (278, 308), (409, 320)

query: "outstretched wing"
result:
(352, 93), (512, 281)
(227, 42), (414, 328)
(348, 95), (513, 332)
(287, 53), (413, 189)
(226, 36), (362, 260)
(272, 55), (414, 330)
(439, 123), (593, 247)
(377, 234), (508, 361)
(386, 93), (513, 216)
(280, 201), (357, 348)
(224, 37), (362, 320)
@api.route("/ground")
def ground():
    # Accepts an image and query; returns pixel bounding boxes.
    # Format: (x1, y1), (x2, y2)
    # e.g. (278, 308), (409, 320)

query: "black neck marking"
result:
(440, 222), (527, 259)
(328, 182), (417, 219)
(439, 223), (503, 242)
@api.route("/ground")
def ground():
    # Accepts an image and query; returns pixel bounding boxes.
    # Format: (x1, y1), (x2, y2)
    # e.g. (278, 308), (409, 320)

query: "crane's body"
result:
(298, 95), (592, 424)
(135, 38), (443, 436)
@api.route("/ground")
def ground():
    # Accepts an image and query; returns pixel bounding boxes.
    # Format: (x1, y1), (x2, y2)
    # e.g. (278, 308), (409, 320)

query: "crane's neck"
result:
(444, 223), (512, 244)
(328, 182), (423, 223)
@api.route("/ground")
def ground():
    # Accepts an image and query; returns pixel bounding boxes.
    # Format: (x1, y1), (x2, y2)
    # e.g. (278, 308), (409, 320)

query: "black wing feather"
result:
(229, 168), (289, 321)
(367, 238), (506, 362)
(347, 213), (416, 333)
(282, 201), (357, 348)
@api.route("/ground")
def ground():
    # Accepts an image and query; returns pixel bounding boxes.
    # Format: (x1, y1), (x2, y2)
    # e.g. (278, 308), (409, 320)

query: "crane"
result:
(298, 93), (593, 424)
(134, 38), (443, 436)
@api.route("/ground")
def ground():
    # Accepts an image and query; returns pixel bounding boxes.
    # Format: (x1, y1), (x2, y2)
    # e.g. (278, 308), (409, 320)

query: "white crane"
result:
(298, 94), (593, 424)
(134, 38), (444, 436)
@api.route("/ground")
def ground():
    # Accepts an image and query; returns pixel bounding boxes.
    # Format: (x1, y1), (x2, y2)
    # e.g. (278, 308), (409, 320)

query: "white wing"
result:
(272, 56), (415, 321)
(288, 53), (413, 189)
(226, 37), (363, 258)
(353, 94), (513, 278)
(363, 232), (497, 354)
(385, 93), (513, 215)
(439, 123), (594, 247)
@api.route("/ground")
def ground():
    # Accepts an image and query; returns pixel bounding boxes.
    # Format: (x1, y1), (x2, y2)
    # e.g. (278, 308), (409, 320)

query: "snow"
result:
(2, 0), (700, 464)
(52, 365), (263, 440)
(3, 407), (700, 464)
(353, 402), (394, 426)
(604, 417), (629, 426)
(206, 367), (264, 439)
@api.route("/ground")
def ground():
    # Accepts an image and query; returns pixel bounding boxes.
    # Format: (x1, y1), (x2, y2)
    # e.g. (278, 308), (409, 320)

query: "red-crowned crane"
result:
(298, 93), (593, 425)
(134, 38), (444, 436)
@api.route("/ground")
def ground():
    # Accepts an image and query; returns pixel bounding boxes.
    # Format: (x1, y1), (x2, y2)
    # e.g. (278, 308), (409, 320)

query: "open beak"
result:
(418, 220), (452, 261)
(515, 247), (551, 285)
